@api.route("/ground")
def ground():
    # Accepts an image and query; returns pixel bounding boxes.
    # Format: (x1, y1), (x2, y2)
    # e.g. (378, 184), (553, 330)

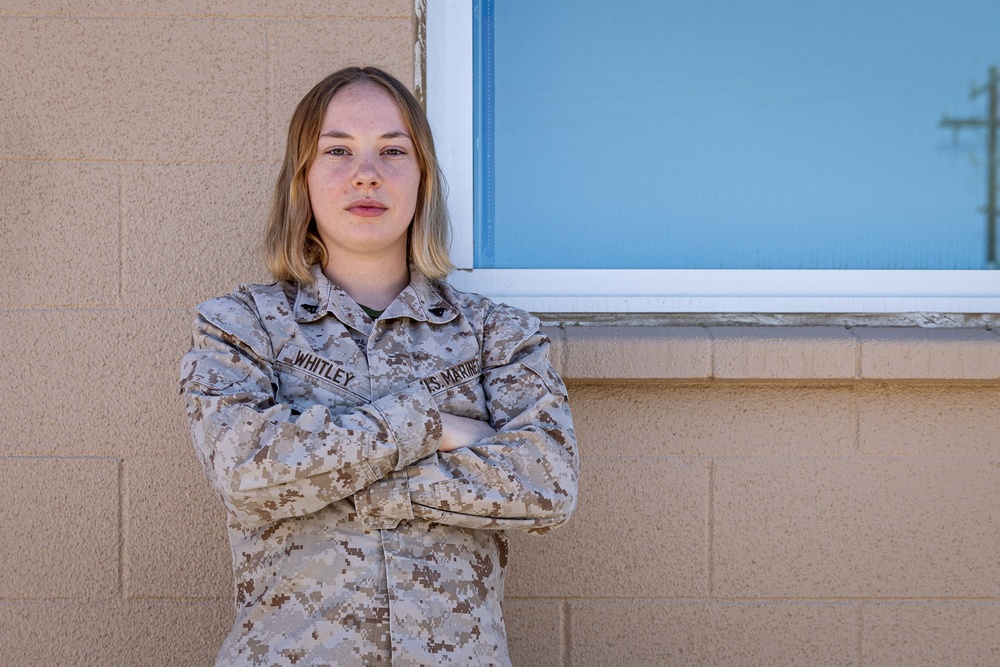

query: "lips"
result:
(346, 199), (387, 217)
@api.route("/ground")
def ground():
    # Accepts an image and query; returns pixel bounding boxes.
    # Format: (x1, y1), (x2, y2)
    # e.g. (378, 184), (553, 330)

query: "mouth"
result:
(347, 199), (388, 217)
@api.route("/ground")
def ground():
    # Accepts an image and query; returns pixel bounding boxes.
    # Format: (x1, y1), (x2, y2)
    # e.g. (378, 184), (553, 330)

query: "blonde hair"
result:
(264, 66), (453, 283)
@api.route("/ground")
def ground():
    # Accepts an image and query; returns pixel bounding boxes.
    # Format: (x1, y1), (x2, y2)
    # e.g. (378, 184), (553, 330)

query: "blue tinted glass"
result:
(475, 0), (999, 269)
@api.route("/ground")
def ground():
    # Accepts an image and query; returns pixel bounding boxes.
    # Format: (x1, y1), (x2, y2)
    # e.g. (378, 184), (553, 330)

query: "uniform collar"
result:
(293, 264), (457, 328)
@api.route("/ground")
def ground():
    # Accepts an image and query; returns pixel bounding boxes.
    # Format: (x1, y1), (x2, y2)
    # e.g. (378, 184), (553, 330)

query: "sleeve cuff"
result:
(371, 381), (442, 471)
(354, 469), (414, 530)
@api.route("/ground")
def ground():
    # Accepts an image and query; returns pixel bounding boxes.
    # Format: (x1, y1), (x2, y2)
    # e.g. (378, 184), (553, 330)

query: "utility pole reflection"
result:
(941, 66), (999, 268)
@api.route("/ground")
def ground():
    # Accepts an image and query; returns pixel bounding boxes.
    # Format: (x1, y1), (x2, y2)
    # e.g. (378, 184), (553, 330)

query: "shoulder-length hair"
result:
(264, 66), (453, 283)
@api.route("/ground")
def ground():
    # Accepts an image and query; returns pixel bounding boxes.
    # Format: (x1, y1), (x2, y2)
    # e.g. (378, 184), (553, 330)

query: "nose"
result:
(353, 158), (381, 189)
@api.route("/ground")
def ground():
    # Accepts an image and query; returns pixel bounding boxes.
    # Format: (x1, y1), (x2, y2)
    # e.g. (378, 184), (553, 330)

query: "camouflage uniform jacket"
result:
(179, 265), (578, 666)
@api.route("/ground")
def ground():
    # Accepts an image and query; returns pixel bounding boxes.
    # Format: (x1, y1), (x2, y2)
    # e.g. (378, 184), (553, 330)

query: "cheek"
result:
(398, 165), (422, 204)
(306, 164), (349, 202)
(305, 165), (322, 200)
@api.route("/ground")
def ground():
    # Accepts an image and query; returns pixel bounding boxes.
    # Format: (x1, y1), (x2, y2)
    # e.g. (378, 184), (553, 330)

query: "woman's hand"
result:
(438, 413), (496, 452)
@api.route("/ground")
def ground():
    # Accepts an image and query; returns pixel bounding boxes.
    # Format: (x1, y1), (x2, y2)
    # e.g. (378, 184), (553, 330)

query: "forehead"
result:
(320, 82), (408, 133)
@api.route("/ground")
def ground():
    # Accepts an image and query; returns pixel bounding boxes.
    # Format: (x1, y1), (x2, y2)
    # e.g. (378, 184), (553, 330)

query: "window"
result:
(424, 0), (1000, 312)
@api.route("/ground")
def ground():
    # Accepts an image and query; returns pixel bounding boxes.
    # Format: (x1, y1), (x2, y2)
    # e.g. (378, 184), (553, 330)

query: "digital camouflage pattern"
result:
(180, 265), (578, 666)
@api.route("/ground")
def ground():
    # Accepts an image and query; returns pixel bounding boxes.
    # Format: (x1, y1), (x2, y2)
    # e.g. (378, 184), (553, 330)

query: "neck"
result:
(322, 249), (410, 311)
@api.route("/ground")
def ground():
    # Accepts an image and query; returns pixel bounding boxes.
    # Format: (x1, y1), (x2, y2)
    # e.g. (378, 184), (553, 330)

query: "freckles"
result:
(383, 168), (414, 182)
(312, 165), (351, 184)
(384, 163), (421, 183)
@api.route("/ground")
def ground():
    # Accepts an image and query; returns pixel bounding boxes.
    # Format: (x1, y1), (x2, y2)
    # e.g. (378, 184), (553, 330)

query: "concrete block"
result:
(569, 600), (857, 667)
(267, 18), (414, 160)
(1, 18), (269, 162)
(0, 309), (193, 455)
(251, 0), (412, 15)
(568, 382), (853, 457)
(506, 458), (709, 598)
(857, 328), (1000, 380)
(125, 455), (231, 599)
(0, 0), (411, 16)
(116, 18), (269, 162)
(541, 326), (567, 376)
(861, 601), (1000, 666)
(1, 18), (125, 159)
(0, 160), (119, 306)
(857, 383), (1000, 455)
(711, 326), (856, 379)
(505, 600), (563, 667)
(560, 326), (712, 380)
(0, 457), (119, 598)
(0, 600), (230, 666)
(713, 457), (999, 598)
(121, 163), (273, 307)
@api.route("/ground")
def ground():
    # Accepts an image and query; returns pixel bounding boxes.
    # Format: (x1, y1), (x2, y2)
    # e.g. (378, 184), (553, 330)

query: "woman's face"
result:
(307, 82), (421, 268)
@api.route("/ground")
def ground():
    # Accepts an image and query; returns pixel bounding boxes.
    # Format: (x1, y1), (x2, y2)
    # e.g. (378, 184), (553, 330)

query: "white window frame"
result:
(422, 0), (1000, 313)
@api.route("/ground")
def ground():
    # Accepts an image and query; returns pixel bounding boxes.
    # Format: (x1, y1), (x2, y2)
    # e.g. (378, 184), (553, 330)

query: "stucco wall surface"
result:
(3, 2), (999, 666)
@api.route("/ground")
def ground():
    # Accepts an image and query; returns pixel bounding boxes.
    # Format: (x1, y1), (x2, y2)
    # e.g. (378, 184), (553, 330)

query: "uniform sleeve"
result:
(180, 295), (442, 529)
(354, 304), (579, 534)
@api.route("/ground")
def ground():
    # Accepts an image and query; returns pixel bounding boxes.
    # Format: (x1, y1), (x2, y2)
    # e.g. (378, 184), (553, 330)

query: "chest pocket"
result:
(421, 356), (489, 421)
(273, 343), (367, 412)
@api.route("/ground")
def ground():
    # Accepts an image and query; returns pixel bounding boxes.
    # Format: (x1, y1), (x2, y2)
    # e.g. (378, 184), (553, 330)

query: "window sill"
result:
(544, 326), (1000, 382)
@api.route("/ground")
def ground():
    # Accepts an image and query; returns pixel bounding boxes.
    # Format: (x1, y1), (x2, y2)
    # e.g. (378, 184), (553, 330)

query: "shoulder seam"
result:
(197, 292), (273, 362)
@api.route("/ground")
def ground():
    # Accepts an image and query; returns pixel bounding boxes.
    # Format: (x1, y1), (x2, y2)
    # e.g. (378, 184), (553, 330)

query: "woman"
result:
(180, 66), (578, 666)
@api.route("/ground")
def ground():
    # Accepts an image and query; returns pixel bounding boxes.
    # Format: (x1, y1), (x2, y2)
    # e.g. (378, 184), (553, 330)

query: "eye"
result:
(382, 148), (406, 156)
(325, 147), (350, 156)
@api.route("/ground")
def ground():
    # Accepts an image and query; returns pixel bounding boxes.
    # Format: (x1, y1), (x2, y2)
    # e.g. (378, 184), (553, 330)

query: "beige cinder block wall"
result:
(2, 2), (999, 666)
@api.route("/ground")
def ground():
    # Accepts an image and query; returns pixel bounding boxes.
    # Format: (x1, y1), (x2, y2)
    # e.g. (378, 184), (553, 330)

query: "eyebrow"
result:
(318, 130), (412, 140)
